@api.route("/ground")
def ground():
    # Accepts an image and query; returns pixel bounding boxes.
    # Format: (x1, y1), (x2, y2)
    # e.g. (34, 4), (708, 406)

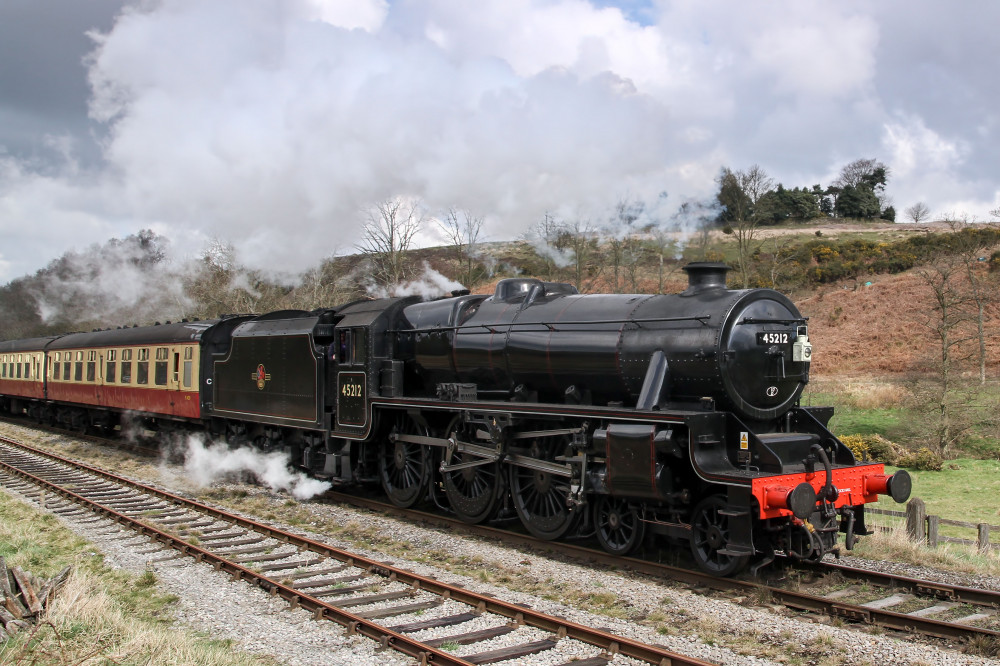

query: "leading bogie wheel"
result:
(689, 494), (751, 576)
(594, 496), (645, 556)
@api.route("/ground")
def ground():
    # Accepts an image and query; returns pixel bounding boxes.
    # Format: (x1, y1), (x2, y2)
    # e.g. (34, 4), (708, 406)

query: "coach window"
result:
(16, 355), (22, 379)
(154, 347), (168, 386)
(63, 354), (71, 381)
(1, 357), (5, 379)
(121, 349), (133, 384)
(87, 350), (97, 382)
(137, 348), (149, 385)
(52, 353), (60, 380)
(74, 351), (83, 381)
(106, 349), (117, 384)
(183, 347), (193, 388)
(23, 355), (29, 379)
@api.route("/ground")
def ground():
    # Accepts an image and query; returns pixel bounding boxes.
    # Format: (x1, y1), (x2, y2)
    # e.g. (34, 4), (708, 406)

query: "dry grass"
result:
(3, 569), (271, 666)
(0, 488), (276, 666)
(837, 380), (912, 410)
(852, 518), (1000, 577)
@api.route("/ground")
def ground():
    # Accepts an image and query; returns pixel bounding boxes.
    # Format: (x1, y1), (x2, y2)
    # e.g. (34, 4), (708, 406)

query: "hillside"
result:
(799, 268), (1000, 377)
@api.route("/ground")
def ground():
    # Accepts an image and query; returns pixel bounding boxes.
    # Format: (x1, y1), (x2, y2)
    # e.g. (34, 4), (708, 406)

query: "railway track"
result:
(0, 434), (717, 666)
(318, 492), (1000, 645)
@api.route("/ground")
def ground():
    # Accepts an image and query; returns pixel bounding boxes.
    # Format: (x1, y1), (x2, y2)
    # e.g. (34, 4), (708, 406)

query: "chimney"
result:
(681, 262), (730, 296)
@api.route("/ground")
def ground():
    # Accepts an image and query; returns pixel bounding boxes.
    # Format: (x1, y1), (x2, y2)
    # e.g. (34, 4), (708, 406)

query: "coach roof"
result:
(46, 320), (223, 350)
(0, 336), (61, 353)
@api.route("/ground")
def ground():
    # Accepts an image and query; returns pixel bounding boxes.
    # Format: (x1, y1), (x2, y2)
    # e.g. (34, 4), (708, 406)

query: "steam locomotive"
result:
(0, 262), (910, 575)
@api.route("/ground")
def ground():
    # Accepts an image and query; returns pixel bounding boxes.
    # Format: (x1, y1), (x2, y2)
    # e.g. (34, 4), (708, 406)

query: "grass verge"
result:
(0, 488), (275, 666)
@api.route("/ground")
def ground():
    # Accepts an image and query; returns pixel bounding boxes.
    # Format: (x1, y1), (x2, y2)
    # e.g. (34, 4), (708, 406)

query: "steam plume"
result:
(179, 434), (331, 501)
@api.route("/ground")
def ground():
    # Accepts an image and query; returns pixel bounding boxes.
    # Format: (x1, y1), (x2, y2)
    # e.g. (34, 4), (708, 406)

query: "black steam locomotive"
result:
(0, 262), (910, 575)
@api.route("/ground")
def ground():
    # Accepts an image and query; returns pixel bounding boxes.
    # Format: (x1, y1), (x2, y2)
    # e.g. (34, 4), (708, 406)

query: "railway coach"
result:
(0, 318), (252, 433)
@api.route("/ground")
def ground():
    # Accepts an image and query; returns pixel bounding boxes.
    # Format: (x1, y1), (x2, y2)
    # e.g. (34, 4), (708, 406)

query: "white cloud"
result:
(2, 0), (1000, 283)
(882, 114), (966, 177)
(305, 0), (388, 31)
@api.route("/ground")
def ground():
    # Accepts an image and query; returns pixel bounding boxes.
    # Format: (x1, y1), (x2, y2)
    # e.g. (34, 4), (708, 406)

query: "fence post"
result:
(906, 498), (926, 543)
(979, 524), (991, 554)
(927, 515), (939, 548)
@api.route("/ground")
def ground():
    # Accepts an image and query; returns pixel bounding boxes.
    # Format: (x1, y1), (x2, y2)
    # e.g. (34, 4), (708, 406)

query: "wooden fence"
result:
(868, 498), (998, 553)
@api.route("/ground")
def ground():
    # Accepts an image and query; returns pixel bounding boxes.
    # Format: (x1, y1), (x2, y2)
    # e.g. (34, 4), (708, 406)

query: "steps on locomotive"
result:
(755, 432), (820, 469)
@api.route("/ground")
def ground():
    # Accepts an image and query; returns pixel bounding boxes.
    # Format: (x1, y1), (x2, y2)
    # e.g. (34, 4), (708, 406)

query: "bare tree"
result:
(559, 219), (602, 292)
(440, 208), (485, 288)
(740, 164), (775, 205)
(605, 197), (644, 293)
(950, 219), (999, 385)
(917, 255), (975, 456)
(357, 198), (424, 291)
(649, 227), (679, 293)
(759, 234), (796, 289)
(289, 258), (357, 310)
(524, 212), (565, 281)
(717, 165), (775, 288)
(905, 202), (931, 223)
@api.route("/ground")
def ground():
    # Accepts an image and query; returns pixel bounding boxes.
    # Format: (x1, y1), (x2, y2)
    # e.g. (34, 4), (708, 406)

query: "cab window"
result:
(336, 330), (351, 364)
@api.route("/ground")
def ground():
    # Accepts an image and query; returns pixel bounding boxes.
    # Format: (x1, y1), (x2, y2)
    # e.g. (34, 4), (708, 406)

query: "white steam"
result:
(31, 232), (195, 326)
(180, 434), (331, 501)
(370, 262), (466, 299)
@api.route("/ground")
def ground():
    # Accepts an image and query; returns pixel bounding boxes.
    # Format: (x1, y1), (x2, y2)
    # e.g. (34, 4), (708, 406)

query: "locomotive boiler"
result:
(401, 263), (811, 421)
(0, 262), (911, 576)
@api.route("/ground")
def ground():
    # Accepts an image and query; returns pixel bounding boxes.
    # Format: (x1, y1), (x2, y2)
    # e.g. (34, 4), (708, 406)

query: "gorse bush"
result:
(896, 447), (944, 471)
(840, 433), (905, 464)
(753, 226), (1000, 289)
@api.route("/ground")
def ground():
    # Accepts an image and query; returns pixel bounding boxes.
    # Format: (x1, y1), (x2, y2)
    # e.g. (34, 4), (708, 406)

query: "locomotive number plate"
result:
(756, 331), (791, 345)
(337, 372), (367, 427)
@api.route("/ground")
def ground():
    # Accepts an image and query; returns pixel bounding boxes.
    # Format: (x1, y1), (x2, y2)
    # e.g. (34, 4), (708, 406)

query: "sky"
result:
(1, 0), (998, 284)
